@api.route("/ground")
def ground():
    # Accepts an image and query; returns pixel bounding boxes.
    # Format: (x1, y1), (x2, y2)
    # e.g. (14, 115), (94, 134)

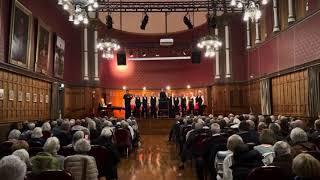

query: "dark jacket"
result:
(270, 154), (293, 179)
(28, 137), (45, 147)
(291, 142), (318, 157)
(231, 144), (264, 180)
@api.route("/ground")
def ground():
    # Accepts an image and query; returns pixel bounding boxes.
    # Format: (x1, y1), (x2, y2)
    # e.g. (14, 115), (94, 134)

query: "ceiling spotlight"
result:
(106, 14), (113, 29)
(143, 87), (147, 90)
(155, 54), (160, 57)
(140, 13), (149, 30)
(183, 14), (193, 29)
(187, 85), (191, 89)
(142, 52), (146, 57)
(122, 86), (127, 90)
(166, 86), (171, 90)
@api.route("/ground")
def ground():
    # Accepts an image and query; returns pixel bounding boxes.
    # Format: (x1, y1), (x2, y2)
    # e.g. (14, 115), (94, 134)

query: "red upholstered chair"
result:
(246, 166), (287, 180)
(114, 128), (132, 157)
(89, 145), (109, 178)
(27, 170), (73, 180)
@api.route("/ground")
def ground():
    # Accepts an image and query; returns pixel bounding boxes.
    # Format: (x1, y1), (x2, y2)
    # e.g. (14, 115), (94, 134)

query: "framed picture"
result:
(18, 91), (23, 102)
(26, 92), (31, 102)
(35, 21), (51, 74)
(0, 89), (4, 100)
(45, 94), (49, 104)
(9, 0), (33, 68)
(39, 94), (43, 103)
(54, 36), (65, 79)
(9, 90), (14, 101)
(33, 93), (37, 103)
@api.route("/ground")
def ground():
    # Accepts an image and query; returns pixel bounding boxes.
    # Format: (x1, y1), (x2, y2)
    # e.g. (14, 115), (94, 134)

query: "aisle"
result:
(117, 119), (197, 180)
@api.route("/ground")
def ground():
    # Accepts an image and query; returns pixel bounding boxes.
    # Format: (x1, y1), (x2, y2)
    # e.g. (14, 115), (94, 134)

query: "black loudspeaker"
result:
(191, 50), (201, 64)
(117, 52), (126, 65)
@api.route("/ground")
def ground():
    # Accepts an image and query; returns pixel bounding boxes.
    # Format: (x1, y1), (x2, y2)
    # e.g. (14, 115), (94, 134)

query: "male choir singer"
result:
(181, 94), (187, 116)
(196, 92), (204, 115)
(150, 94), (157, 118)
(135, 95), (142, 118)
(142, 94), (148, 118)
(123, 90), (133, 119)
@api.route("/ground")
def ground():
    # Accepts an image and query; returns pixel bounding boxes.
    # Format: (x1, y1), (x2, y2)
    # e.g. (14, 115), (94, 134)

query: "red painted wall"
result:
(0, 0), (82, 83)
(247, 10), (320, 79)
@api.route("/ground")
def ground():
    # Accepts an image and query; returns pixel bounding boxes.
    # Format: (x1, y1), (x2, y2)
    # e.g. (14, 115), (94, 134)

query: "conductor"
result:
(123, 90), (133, 119)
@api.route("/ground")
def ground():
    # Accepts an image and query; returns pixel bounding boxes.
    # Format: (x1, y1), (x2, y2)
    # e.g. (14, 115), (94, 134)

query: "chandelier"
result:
(230, 0), (268, 22)
(96, 38), (121, 59)
(57, 0), (99, 25)
(197, 35), (222, 58)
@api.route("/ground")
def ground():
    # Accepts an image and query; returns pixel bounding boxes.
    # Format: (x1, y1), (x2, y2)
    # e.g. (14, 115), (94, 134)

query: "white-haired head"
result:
(31, 127), (43, 138)
(126, 119), (133, 126)
(227, 134), (244, 152)
(41, 122), (51, 132)
(72, 130), (85, 145)
(74, 138), (91, 153)
(87, 120), (96, 130)
(50, 121), (57, 128)
(8, 129), (21, 140)
(246, 120), (255, 130)
(61, 120), (71, 131)
(0, 155), (27, 180)
(103, 120), (113, 127)
(210, 123), (221, 134)
(27, 123), (35, 130)
(195, 122), (204, 130)
(208, 114), (213, 119)
(290, 127), (308, 144)
(197, 118), (204, 124)
(314, 119), (320, 131)
(12, 149), (30, 165)
(43, 137), (60, 155)
(69, 119), (75, 126)
(273, 141), (291, 157)
(101, 127), (113, 138)
(121, 120), (129, 129)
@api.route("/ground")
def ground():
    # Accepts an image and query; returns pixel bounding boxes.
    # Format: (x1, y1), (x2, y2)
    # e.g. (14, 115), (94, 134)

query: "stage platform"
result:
(137, 118), (176, 135)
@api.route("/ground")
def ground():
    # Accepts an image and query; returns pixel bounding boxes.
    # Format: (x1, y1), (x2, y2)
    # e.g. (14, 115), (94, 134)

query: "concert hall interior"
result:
(1, 0), (320, 180)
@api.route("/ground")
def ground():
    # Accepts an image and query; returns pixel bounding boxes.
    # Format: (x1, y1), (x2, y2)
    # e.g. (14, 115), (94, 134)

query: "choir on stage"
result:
(123, 90), (205, 119)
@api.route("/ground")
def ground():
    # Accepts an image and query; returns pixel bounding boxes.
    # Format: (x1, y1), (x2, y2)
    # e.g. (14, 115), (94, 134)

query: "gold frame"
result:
(8, 0), (33, 68)
(35, 21), (52, 74)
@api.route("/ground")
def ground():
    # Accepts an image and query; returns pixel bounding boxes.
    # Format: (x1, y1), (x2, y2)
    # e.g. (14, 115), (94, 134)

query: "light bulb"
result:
(262, 0), (268, 5)
(73, 19), (80, 25)
(83, 18), (89, 24)
(63, 4), (69, 10)
(68, 15), (74, 22)
(230, 0), (236, 6)
(237, 2), (243, 8)
(93, 2), (99, 8)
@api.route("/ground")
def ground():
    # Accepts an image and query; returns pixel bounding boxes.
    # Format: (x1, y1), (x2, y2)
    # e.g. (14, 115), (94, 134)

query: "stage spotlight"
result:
(183, 14), (193, 29)
(140, 13), (149, 30)
(122, 86), (127, 90)
(143, 87), (147, 90)
(106, 14), (113, 29)
(187, 85), (191, 89)
(166, 86), (171, 90)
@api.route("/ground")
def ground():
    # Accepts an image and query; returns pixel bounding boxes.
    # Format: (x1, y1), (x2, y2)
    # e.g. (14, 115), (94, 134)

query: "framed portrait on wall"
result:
(54, 36), (65, 79)
(9, 0), (33, 68)
(26, 92), (30, 102)
(0, 89), (4, 100)
(35, 21), (51, 74)
(39, 94), (43, 103)
(9, 90), (14, 101)
(45, 94), (49, 104)
(33, 93), (37, 103)
(18, 91), (23, 102)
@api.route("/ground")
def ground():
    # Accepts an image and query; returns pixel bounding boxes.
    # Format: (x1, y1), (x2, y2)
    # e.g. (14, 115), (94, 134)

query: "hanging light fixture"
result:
(57, 0), (99, 25)
(230, 0), (269, 22)
(96, 38), (121, 59)
(197, 35), (222, 58)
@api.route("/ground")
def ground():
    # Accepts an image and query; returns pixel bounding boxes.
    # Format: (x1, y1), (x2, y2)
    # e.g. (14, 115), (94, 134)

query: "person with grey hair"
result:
(185, 122), (204, 141)
(292, 153), (320, 179)
(223, 135), (244, 180)
(290, 127), (318, 157)
(20, 122), (35, 140)
(41, 122), (52, 140)
(65, 139), (99, 180)
(28, 127), (45, 147)
(68, 130), (85, 147)
(7, 129), (21, 142)
(12, 149), (31, 170)
(43, 137), (64, 170)
(0, 155), (27, 180)
(269, 122), (283, 141)
(309, 119), (320, 143)
(55, 120), (72, 146)
(87, 120), (99, 141)
(270, 141), (293, 178)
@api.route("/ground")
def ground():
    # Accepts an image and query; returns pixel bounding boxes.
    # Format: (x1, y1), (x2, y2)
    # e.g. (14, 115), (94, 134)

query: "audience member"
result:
(290, 127), (318, 157)
(43, 137), (65, 170)
(270, 141), (293, 179)
(292, 153), (320, 180)
(0, 155), (27, 180)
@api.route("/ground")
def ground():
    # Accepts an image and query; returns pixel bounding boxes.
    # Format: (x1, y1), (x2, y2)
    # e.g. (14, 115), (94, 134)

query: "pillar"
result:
(215, 27), (220, 79)
(273, 0), (280, 32)
(93, 29), (99, 81)
(225, 25), (231, 78)
(83, 27), (89, 80)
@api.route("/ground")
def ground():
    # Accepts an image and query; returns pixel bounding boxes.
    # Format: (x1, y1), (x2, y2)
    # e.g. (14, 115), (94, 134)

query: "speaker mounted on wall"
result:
(117, 52), (126, 65)
(191, 50), (201, 64)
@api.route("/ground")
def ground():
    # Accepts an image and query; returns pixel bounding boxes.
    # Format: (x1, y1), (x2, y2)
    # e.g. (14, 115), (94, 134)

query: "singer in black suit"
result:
(150, 95), (157, 118)
(196, 94), (204, 115)
(123, 90), (133, 119)
(135, 96), (142, 118)
(181, 95), (187, 116)
(142, 95), (148, 118)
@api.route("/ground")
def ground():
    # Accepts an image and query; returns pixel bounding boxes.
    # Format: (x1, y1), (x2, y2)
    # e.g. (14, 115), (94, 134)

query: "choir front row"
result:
(122, 90), (205, 119)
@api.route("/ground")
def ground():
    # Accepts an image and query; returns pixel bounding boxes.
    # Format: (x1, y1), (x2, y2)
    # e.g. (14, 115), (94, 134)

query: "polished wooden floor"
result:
(117, 119), (197, 180)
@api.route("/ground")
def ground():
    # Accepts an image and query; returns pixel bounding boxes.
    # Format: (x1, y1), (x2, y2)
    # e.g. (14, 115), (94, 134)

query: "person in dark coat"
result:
(173, 95), (180, 115)
(167, 94), (174, 117)
(134, 96), (142, 118)
(150, 94), (157, 118)
(92, 128), (120, 180)
(181, 94), (187, 116)
(195, 92), (204, 115)
(142, 95), (148, 118)
(290, 127), (319, 157)
(231, 144), (263, 180)
(270, 141), (294, 179)
(123, 90), (133, 119)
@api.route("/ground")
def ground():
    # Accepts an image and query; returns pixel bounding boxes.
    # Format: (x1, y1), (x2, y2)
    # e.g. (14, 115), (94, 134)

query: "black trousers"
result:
(150, 106), (157, 118)
(125, 107), (131, 119)
(142, 106), (148, 117)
